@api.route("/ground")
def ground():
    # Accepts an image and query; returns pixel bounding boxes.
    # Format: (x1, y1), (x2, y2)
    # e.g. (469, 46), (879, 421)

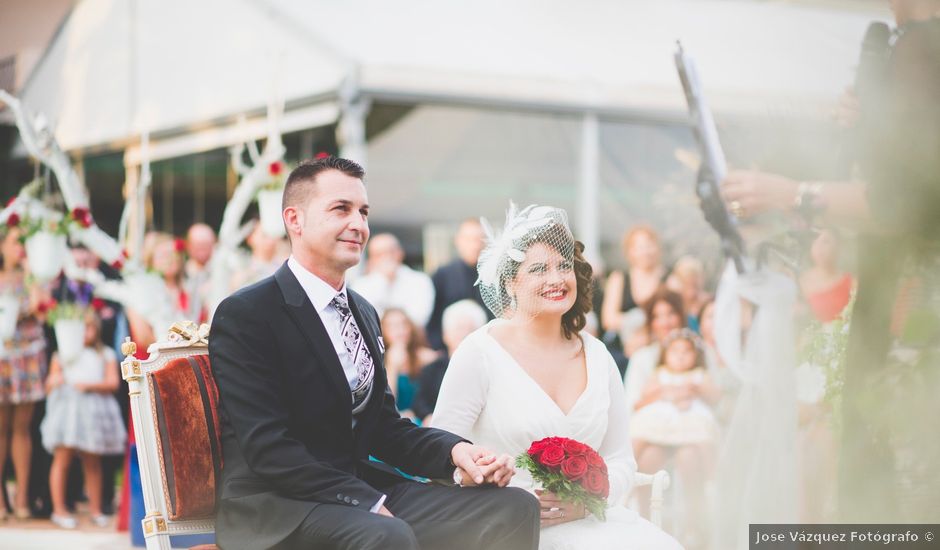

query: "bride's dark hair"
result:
(562, 240), (594, 339)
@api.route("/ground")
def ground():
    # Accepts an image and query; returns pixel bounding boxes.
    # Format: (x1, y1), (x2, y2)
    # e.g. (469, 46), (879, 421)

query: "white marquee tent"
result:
(12, 0), (889, 261)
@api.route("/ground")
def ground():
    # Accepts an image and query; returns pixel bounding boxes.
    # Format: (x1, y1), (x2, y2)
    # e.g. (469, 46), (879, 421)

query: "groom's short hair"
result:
(283, 156), (365, 211)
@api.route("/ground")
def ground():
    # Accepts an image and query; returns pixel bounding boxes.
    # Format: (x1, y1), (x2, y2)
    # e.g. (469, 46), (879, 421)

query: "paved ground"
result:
(0, 517), (135, 550)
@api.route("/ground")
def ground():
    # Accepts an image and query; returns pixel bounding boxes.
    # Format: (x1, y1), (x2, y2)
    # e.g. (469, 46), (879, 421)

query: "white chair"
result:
(632, 470), (672, 528)
(121, 321), (219, 550)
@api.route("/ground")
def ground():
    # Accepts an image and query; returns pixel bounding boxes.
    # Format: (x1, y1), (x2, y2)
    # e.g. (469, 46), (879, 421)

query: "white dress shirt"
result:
(352, 265), (435, 327)
(287, 256), (361, 390)
(286, 256), (386, 513)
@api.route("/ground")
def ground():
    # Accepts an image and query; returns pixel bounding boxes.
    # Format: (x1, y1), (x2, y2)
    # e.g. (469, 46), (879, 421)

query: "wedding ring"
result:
(729, 200), (745, 218)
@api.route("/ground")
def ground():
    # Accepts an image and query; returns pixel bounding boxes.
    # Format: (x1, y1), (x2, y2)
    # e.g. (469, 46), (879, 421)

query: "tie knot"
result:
(330, 292), (350, 314)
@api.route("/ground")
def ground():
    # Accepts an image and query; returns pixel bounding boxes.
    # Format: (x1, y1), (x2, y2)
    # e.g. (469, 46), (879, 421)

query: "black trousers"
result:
(277, 480), (539, 550)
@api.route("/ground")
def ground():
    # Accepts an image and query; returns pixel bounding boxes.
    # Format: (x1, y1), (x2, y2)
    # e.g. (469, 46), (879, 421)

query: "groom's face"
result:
(290, 169), (370, 274)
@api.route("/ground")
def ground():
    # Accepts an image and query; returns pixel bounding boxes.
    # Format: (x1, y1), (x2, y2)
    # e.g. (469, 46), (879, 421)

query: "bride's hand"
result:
(456, 454), (515, 487)
(536, 490), (586, 528)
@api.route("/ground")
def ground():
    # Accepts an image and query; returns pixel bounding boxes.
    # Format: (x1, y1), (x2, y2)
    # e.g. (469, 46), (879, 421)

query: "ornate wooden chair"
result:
(121, 321), (220, 550)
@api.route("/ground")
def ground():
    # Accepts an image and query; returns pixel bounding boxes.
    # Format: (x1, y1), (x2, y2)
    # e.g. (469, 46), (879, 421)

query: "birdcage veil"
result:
(475, 203), (575, 319)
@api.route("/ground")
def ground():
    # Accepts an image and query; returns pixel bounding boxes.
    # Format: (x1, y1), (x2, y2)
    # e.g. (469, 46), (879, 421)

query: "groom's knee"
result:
(362, 517), (418, 550)
(503, 487), (541, 524)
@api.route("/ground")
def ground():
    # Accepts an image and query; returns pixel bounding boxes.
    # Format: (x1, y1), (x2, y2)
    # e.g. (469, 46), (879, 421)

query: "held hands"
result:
(451, 442), (515, 488)
(536, 490), (586, 528)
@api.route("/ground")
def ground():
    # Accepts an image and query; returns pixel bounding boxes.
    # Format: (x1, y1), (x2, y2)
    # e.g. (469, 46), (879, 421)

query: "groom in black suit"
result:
(209, 156), (539, 549)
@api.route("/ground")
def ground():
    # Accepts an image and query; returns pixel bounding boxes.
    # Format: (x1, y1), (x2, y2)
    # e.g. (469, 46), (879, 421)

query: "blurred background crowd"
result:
(2, 0), (938, 549)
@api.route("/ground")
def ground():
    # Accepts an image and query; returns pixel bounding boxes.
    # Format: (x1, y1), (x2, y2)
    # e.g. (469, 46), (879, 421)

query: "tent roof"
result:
(17, 0), (888, 153)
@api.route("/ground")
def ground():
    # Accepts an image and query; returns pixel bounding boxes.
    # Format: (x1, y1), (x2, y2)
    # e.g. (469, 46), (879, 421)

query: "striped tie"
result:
(330, 293), (375, 413)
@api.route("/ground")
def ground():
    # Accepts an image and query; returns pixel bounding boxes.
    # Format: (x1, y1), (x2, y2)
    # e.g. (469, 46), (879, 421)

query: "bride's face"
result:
(508, 242), (576, 318)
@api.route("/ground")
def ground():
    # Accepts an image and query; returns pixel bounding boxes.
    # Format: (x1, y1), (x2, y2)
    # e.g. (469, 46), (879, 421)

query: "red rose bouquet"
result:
(516, 437), (610, 520)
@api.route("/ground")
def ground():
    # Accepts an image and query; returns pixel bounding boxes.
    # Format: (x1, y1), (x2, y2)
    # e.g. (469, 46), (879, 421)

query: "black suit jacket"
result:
(209, 263), (465, 550)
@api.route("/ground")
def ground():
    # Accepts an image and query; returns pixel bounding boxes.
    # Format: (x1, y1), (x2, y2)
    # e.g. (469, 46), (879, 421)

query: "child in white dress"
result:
(629, 328), (719, 547)
(41, 312), (126, 529)
(629, 329), (720, 448)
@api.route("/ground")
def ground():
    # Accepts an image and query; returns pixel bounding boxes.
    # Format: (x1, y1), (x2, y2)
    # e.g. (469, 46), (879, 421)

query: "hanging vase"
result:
(25, 230), (67, 282)
(257, 189), (286, 238)
(54, 318), (85, 364)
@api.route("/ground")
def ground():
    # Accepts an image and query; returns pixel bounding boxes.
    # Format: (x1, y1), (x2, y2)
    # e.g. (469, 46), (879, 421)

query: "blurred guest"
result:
(229, 221), (282, 292)
(0, 228), (47, 520)
(601, 225), (668, 357)
(426, 219), (491, 350)
(41, 311), (125, 529)
(127, 233), (203, 352)
(411, 300), (488, 424)
(799, 228), (853, 323)
(667, 256), (711, 332)
(630, 329), (720, 543)
(183, 223), (216, 321)
(623, 287), (686, 413)
(353, 233), (434, 326)
(380, 308), (439, 415)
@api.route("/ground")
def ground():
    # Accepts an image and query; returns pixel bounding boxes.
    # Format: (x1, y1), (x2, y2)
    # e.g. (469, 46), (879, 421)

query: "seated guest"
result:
(353, 233), (435, 327)
(379, 308), (439, 414)
(411, 300), (488, 424)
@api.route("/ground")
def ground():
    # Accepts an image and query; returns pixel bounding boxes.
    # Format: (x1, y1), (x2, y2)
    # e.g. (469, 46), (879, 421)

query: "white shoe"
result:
(51, 514), (78, 529)
(91, 514), (111, 528)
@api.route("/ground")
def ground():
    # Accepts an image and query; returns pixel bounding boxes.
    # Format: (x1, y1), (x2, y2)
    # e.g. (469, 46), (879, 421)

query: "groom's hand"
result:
(451, 442), (488, 485)
(451, 443), (516, 487)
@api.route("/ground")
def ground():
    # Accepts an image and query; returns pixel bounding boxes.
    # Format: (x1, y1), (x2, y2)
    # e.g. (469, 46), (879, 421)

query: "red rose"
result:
(315, 151), (330, 160)
(584, 468), (609, 498)
(268, 161), (283, 176)
(111, 259), (124, 271)
(174, 238), (186, 253)
(563, 439), (589, 456)
(560, 456), (588, 481)
(527, 439), (550, 460)
(586, 450), (607, 472)
(91, 298), (106, 311)
(38, 299), (57, 315)
(71, 206), (93, 228)
(538, 444), (566, 470)
(6, 213), (20, 227)
(122, 249), (129, 259)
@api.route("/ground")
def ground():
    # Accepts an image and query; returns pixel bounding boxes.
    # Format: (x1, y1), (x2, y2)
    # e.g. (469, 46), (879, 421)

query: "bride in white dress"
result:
(433, 204), (681, 550)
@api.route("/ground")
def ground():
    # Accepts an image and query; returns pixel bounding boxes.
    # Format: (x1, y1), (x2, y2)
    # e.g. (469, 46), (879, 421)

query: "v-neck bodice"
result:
(481, 323), (590, 418)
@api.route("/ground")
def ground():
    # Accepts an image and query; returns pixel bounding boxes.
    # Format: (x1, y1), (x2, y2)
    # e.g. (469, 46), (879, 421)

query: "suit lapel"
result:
(274, 264), (352, 406)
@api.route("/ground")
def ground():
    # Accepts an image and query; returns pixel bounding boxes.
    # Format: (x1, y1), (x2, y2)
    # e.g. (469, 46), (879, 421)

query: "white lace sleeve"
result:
(428, 333), (488, 439)
(599, 350), (639, 505)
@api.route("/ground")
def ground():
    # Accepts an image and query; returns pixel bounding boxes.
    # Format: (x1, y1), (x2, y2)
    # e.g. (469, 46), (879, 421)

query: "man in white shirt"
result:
(352, 233), (435, 327)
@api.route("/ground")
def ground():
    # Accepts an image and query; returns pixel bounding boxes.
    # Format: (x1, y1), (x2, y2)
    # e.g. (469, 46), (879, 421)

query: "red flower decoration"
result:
(6, 213), (20, 227)
(584, 468), (609, 498)
(91, 298), (106, 311)
(517, 436), (610, 520)
(560, 456), (589, 481)
(38, 298), (58, 315)
(268, 161), (283, 177)
(71, 206), (93, 228)
(174, 238), (186, 253)
(314, 152), (330, 160)
(122, 249), (130, 259)
(538, 444), (566, 470)
(111, 259), (124, 271)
